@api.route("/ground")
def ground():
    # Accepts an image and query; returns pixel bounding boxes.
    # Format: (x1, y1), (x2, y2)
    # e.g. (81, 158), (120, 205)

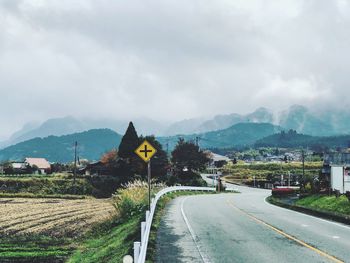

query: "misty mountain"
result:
(0, 116), (166, 149)
(164, 117), (206, 135)
(0, 123), (281, 163)
(0, 129), (122, 163)
(278, 105), (335, 136)
(165, 107), (275, 135)
(197, 107), (274, 133)
(158, 123), (282, 150)
(255, 130), (350, 150)
(3, 105), (350, 151)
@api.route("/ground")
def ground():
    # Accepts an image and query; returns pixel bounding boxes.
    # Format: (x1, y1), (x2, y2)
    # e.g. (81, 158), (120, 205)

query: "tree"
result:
(118, 122), (140, 160)
(101, 149), (118, 165)
(171, 139), (210, 172)
(118, 122), (143, 180)
(170, 139), (210, 186)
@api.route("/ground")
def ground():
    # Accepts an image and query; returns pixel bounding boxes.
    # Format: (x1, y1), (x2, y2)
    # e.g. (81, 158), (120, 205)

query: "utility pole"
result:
(288, 171), (291, 188)
(166, 141), (169, 157)
(302, 149), (305, 189)
(217, 174), (221, 192)
(73, 141), (77, 195)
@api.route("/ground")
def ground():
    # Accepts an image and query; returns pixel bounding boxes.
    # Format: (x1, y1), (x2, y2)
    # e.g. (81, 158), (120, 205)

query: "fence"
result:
(133, 186), (215, 263)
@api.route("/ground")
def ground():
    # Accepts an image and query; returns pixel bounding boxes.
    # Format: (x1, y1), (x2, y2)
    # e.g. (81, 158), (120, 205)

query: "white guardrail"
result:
(133, 186), (216, 263)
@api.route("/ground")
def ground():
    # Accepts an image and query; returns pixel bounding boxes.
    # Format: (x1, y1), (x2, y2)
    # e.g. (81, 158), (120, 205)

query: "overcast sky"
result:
(1, 0), (350, 139)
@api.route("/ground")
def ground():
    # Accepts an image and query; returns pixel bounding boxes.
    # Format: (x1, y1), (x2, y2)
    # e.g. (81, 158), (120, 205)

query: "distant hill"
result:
(159, 123), (282, 150)
(0, 116), (166, 149)
(0, 123), (282, 163)
(196, 107), (274, 133)
(255, 130), (350, 150)
(0, 129), (122, 163)
(166, 105), (350, 137)
(4, 105), (350, 150)
(278, 105), (335, 136)
(164, 107), (275, 135)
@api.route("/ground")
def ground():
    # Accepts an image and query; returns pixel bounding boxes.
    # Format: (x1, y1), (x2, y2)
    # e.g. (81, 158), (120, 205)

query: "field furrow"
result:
(0, 198), (116, 237)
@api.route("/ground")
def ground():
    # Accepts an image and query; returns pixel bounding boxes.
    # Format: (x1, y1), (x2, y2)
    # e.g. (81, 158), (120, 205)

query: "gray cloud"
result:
(0, 0), (349, 139)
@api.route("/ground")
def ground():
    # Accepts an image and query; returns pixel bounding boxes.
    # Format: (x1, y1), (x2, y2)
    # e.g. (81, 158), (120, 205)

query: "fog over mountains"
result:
(1, 105), (350, 149)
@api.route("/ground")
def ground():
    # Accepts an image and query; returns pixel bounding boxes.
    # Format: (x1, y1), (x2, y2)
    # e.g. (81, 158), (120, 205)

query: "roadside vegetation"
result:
(296, 195), (350, 216)
(67, 181), (165, 263)
(0, 173), (124, 198)
(222, 161), (322, 185)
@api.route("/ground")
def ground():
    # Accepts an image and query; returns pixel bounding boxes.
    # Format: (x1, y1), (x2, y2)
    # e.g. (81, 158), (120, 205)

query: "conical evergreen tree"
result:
(118, 122), (140, 159)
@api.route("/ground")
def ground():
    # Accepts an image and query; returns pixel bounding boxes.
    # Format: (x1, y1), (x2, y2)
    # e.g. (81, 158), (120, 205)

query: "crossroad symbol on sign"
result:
(135, 140), (157, 162)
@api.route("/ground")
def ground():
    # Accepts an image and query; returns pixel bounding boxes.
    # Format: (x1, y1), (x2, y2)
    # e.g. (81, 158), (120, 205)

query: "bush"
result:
(345, 191), (350, 201)
(113, 180), (166, 219)
(167, 171), (207, 187)
(272, 188), (295, 197)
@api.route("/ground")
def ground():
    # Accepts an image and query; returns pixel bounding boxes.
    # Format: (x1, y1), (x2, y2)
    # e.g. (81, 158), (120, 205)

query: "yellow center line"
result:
(226, 200), (344, 263)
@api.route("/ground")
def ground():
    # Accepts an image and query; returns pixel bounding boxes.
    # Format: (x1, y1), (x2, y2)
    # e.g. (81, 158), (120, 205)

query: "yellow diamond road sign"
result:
(135, 140), (157, 162)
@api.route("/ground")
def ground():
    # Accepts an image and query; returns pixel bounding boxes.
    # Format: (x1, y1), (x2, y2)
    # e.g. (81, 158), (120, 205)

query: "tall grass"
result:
(113, 180), (166, 218)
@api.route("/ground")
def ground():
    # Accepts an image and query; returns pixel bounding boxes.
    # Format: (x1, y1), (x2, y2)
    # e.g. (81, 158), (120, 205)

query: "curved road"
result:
(155, 180), (350, 263)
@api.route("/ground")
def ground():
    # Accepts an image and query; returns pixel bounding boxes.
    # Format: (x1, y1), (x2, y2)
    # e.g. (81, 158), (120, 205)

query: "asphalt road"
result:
(155, 178), (350, 263)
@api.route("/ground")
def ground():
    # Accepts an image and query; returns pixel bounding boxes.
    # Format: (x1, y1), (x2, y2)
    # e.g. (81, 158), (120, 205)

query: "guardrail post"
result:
(141, 222), (146, 243)
(134, 242), (140, 263)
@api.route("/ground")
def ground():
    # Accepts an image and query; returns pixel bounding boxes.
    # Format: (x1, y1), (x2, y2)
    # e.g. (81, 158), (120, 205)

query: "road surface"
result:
(155, 178), (350, 263)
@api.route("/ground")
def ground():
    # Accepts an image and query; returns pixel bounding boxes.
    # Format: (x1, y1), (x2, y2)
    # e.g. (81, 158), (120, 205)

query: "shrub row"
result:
(271, 187), (295, 197)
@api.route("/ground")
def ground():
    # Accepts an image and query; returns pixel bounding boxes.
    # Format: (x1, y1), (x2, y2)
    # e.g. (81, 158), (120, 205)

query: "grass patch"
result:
(0, 235), (74, 262)
(296, 195), (350, 215)
(67, 215), (142, 263)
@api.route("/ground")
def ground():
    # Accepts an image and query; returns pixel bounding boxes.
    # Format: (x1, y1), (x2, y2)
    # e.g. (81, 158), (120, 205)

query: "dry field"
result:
(0, 198), (117, 238)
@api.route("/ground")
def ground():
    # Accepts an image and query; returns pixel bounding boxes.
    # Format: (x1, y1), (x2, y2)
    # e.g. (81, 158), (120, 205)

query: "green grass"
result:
(296, 195), (350, 215)
(67, 215), (142, 263)
(0, 235), (74, 262)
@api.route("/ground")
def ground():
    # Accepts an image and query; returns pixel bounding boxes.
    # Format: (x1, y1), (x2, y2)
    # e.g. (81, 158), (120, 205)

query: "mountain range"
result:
(2, 104), (350, 158)
(0, 123), (281, 162)
(3, 104), (350, 150)
(2, 121), (350, 163)
(0, 129), (122, 163)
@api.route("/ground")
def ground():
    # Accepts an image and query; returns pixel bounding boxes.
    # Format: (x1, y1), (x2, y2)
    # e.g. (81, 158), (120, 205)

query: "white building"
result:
(330, 165), (350, 194)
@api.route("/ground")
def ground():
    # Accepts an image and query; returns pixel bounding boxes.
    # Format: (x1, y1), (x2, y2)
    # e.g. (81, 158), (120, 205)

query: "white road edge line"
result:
(180, 196), (211, 263)
(263, 197), (350, 230)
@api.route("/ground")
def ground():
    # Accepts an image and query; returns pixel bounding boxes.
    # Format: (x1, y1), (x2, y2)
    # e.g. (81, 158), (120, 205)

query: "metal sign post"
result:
(135, 140), (157, 211)
(147, 160), (151, 211)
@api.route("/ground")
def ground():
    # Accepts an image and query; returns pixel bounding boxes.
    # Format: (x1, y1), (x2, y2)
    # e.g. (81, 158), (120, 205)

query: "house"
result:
(79, 161), (112, 176)
(322, 153), (350, 193)
(24, 158), (51, 174)
(11, 162), (28, 174)
(209, 153), (231, 167)
(206, 152), (231, 174)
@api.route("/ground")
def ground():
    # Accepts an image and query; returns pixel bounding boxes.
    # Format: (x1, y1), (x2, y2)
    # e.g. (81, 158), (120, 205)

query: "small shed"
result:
(331, 165), (350, 194)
